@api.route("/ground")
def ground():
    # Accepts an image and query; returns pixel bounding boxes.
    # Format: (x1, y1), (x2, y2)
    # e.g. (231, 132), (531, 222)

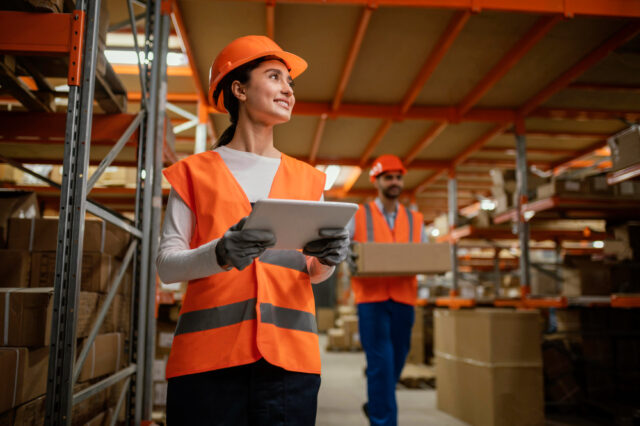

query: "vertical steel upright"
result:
(45, 1), (102, 423)
(514, 122), (531, 293)
(448, 170), (459, 295)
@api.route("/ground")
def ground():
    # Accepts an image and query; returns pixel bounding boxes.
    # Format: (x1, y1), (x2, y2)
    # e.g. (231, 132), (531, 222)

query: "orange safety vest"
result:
(351, 201), (423, 306)
(162, 151), (326, 378)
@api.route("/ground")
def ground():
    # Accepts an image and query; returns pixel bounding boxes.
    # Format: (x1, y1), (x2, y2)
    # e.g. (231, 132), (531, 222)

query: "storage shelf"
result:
(607, 163), (640, 185)
(493, 196), (640, 224)
(439, 224), (611, 243)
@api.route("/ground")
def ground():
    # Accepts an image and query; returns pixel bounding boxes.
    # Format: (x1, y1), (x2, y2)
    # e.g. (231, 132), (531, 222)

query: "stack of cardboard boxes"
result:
(152, 307), (178, 418)
(326, 306), (361, 351)
(435, 308), (544, 426)
(0, 191), (133, 425)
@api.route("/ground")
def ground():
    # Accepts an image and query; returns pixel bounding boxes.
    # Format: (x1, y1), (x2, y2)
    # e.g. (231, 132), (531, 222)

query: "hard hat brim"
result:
(208, 50), (308, 114)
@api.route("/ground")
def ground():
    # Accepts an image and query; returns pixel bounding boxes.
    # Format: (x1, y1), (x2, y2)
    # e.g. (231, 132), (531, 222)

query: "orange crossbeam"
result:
(519, 22), (640, 116)
(552, 141), (608, 175)
(266, 0), (275, 39)
(458, 15), (560, 116)
(359, 119), (392, 166)
(413, 169), (448, 196)
(435, 297), (476, 309)
(308, 116), (328, 165)
(611, 294), (640, 308)
(0, 11), (75, 55)
(238, 0), (640, 18)
(403, 121), (448, 166)
(112, 64), (192, 76)
(400, 11), (471, 114)
(332, 6), (374, 112)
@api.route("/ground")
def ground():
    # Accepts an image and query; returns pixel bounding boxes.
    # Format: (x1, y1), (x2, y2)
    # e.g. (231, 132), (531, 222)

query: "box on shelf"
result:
(77, 333), (125, 382)
(316, 307), (335, 333)
(352, 242), (451, 276)
(327, 328), (349, 350)
(562, 257), (612, 296)
(607, 126), (640, 172)
(156, 321), (176, 357)
(0, 190), (39, 248)
(30, 251), (114, 292)
(587, 174), (615, 196)
(341, 315), (360, 350)
(554, 309), (581, 333)
(536, 178), (588, 200)
(0, 249), (30, 287)
(615, 180), (640, 198)
(435, 308), (544, 426)
(76, 292), (102, 339)
(8, 217), (130, 258)
(0, 393), (45, 426)
(153, 381), (168, 407)
(0, 288), (52, 347)
(530, 264), (561, 296)
(0, 347), (49, 413)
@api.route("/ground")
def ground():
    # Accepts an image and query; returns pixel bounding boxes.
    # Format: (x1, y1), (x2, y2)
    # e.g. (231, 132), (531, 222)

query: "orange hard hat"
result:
(369, 154), (407, 182)
(208, 35), (308, 113)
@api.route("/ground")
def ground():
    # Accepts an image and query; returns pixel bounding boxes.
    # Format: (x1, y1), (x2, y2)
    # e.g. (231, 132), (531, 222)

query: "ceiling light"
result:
(324, 165), (341, 191)
(593, 241), (604, 249)
(480, 199), (495, 211)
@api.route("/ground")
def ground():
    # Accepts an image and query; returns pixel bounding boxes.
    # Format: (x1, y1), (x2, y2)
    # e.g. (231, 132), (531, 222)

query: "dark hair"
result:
(212, 55), (287, 148)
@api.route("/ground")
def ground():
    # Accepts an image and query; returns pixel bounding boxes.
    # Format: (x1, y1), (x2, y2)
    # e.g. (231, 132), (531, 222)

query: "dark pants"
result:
(166, 358), (321, 426)
(358, 300), (414, 426)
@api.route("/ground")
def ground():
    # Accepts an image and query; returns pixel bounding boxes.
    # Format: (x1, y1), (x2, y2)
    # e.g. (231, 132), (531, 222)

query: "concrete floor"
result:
(316, 334), (467, 426)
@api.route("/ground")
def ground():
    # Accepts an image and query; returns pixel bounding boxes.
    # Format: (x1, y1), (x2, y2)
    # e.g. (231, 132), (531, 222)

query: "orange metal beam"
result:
(170, 0), (210, 118)
(237, 0), (640, 19)
(413, 169), (448, 195)
(400, 11), (471, 114)
(480, 146), (578, 156)
(0, 11), (75, 55)
(453, 123), (511, 167)
(568, 82), (640, 93)
(403, 121), (448, 166)
(308, 115), (328, 165)
(332, 6), (374, 112)
(112, 64), (193, 76)
(519, 22), (640, 116)
(552, 141), (608, 175)
(266, 0), (275, 39)
(504, 130), (611, 140)
(359, 119), (393, 167)
(457, 15), (560, 116)
(129, 92), (200, 103)
(532, 107), (640, 122)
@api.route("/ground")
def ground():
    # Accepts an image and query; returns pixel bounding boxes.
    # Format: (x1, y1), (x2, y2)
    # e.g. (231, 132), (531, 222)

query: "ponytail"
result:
(215, 123), (237, 147)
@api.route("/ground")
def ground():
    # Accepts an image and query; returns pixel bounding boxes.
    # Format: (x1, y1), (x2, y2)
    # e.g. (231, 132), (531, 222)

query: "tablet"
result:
(243, 199), (358, 250)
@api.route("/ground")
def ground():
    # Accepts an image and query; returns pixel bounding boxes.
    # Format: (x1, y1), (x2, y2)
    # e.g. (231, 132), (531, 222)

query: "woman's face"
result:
(240, 59), (295, 125)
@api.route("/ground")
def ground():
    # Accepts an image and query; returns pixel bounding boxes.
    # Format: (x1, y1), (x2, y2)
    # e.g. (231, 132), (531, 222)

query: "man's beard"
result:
(382, 185), (402, 199)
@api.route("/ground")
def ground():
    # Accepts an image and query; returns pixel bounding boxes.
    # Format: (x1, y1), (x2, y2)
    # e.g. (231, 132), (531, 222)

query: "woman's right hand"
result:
(215, 217), (276, 271)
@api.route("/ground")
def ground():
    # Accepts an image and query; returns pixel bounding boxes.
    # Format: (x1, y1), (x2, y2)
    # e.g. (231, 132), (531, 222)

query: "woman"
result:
(157, 35), (350, 425)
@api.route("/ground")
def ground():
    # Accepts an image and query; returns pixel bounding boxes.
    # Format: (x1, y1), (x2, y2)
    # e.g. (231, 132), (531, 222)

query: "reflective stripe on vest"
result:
(260, 303), (318, 334)
(175, 298), (257, 336)
(174, 299), (317, 336)
(259, 250), (308, 274)
(363, 203), (374, 242)
(404, 205), (414, 242)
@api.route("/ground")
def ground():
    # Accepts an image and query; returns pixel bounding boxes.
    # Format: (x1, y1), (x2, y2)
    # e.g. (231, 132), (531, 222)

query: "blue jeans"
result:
(358, 300), (414, 426)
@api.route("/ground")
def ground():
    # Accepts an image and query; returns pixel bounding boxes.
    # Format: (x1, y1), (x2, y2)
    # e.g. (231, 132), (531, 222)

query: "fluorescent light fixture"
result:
(105, 49), (187, 66)
(524, 210), (535, 221)
(480, 199), (496, 211)
(593, 240), (604, 249)
(324, 165), (341, 190)
(430, 228), (440, 237)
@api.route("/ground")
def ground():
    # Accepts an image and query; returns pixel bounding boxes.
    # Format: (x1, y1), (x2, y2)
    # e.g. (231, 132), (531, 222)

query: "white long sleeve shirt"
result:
(156, 146), (335, 284)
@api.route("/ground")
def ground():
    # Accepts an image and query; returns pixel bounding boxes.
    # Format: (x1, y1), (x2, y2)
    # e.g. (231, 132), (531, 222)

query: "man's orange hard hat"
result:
(369, 154), (407, 182)
(208, 35), (308, 113)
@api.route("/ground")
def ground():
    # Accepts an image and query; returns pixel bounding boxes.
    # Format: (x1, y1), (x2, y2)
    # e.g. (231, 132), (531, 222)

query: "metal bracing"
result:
(514, 126), (531, 292)
(29, 0), (169, 423)
(447, 173), (459, 294)
(45, 1), (102, 422)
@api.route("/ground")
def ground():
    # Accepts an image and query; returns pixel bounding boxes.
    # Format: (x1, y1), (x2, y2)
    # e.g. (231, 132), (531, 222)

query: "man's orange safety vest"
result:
(162, 151), (326, 378)
(351, 201), (424, 306)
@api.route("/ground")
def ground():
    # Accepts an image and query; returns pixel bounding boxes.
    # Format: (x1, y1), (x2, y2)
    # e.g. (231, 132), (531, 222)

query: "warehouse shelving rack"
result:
(0, 0), (171, 423)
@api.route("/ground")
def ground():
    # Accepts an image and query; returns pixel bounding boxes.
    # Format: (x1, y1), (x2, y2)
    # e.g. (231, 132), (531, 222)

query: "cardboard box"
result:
(0, 249), (30, 287)
(0, 347), (48, 413)
(315, 307), (335, 333)
(562, 257), (612, 296)
(615, 180), (640, 198)
(536, 179), (587, 200)
(106, 294), (131, 335)
(76, 292), (102, 339)
(153, 381), (168, 407)
(84, 409), (108, 426)
(156, 321), (176, 357)
(530, 264), (561, 295)
(406, 306), (425, 365)
(0, 190), (39, 248)
(7, 217), (130, 258)
(0, 394), (45, 426)
(341, 315), (360, 349)
(0, 288), (52, 347)
(434, 309), (543, 426)
(555, 309), (581, 333)
(353, 242), (451, 276)
(77, 333), (125, 382)
(153, 358), (167, 382)
(30, 251), (114, 292)
(587, 174), (615, 196)
(327, 328), (349, 350)
(608, 126), (640, 171)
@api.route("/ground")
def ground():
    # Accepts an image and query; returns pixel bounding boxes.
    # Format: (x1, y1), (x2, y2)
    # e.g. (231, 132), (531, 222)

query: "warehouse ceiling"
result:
(2, 0), (640, 220)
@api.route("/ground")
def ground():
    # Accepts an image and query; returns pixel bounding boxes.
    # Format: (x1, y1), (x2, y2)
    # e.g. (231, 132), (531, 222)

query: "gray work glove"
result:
(303, 228), (350, 267)
(346, 245), (359, 275)
(215, 217), (276, 271)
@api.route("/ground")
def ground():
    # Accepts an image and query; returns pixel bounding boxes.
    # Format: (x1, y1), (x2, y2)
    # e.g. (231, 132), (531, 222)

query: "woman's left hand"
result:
(303, 228), (350, 266)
